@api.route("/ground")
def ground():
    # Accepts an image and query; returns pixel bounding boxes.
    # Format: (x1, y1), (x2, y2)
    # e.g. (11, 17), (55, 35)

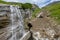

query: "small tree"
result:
(21, 3), (32, 9)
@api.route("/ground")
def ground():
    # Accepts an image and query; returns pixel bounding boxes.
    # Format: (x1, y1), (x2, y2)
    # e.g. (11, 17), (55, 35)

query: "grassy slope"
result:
(43, 1), (60, 23)
(32, 7), (41, 19)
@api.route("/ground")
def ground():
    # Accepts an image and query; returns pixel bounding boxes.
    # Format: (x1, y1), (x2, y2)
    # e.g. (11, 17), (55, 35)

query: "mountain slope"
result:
(43, 1), (60, 23)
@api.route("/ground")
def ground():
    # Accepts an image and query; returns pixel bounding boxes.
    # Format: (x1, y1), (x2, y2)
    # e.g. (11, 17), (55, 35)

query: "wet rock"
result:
(0, 4), (25, 40)
(28, 31), (35, 40)
(0, 14), (10, 28)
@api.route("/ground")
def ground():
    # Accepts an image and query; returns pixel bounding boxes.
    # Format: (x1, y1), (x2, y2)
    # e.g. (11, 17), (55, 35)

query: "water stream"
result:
(8, 5), (25, 40)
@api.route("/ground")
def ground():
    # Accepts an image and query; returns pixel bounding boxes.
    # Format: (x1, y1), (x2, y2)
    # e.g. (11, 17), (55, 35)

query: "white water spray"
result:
(7, 5), (25, 40)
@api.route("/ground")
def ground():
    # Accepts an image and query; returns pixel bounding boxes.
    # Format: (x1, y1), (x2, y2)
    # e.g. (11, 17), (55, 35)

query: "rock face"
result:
(0, 5), (10, 28)
(20, 8), (32, 19)
(0, 4), (25, 40)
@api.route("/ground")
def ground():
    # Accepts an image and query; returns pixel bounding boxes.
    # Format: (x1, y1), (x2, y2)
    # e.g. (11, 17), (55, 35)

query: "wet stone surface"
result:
(0, 4), (25, 40)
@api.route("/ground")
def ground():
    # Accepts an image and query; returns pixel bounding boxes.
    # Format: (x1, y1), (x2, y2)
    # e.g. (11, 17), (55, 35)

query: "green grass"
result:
(43, 1), (60, 23)
(32, 7), (41, 19)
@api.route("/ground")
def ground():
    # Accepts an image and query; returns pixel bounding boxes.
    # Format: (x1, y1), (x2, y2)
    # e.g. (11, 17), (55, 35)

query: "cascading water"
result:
(7, 5), (25, 40)
(0, 5), (31, 40)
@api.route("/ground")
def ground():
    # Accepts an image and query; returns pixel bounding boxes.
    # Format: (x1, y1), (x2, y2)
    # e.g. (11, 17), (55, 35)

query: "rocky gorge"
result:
(0, 4), (32, 40)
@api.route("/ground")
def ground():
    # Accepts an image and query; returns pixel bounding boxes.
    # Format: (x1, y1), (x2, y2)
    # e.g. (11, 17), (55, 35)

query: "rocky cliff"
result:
(0, 4), (25, 40)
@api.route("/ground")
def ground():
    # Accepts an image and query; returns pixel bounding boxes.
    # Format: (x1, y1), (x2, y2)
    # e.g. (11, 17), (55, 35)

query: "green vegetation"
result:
(32, 7), (41, 19)
(0, 0), (32, 8)
(21, 3), (32, 9)
(43, 1), (60, 23)
(0, 0), (22, 6)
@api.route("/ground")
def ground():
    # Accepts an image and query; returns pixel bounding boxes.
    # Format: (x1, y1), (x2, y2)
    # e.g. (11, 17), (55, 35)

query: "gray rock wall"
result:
(0, 4), (25, 40)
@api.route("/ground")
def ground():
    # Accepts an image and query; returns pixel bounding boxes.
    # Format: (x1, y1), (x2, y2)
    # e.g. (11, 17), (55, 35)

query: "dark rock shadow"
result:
(28, 31), (35, 40)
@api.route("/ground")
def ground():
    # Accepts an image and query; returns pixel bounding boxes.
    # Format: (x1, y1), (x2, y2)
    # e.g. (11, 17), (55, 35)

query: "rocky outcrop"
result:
(20, 8), (32, 19)
(0, 4), (25, 40)
(0, 5), (10, 28)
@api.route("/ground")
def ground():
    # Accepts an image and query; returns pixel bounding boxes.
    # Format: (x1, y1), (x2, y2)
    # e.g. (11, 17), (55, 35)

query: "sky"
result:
(3, 0), (60, 8)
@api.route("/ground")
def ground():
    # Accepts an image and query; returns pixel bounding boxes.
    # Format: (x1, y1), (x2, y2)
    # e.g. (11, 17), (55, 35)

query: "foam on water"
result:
(7, 5), (25, 40)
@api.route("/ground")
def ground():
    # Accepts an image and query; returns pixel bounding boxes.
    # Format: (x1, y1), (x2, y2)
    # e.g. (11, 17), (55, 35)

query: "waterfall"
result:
(0, 5), (31, 40)
(7, 5), (25, 40)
